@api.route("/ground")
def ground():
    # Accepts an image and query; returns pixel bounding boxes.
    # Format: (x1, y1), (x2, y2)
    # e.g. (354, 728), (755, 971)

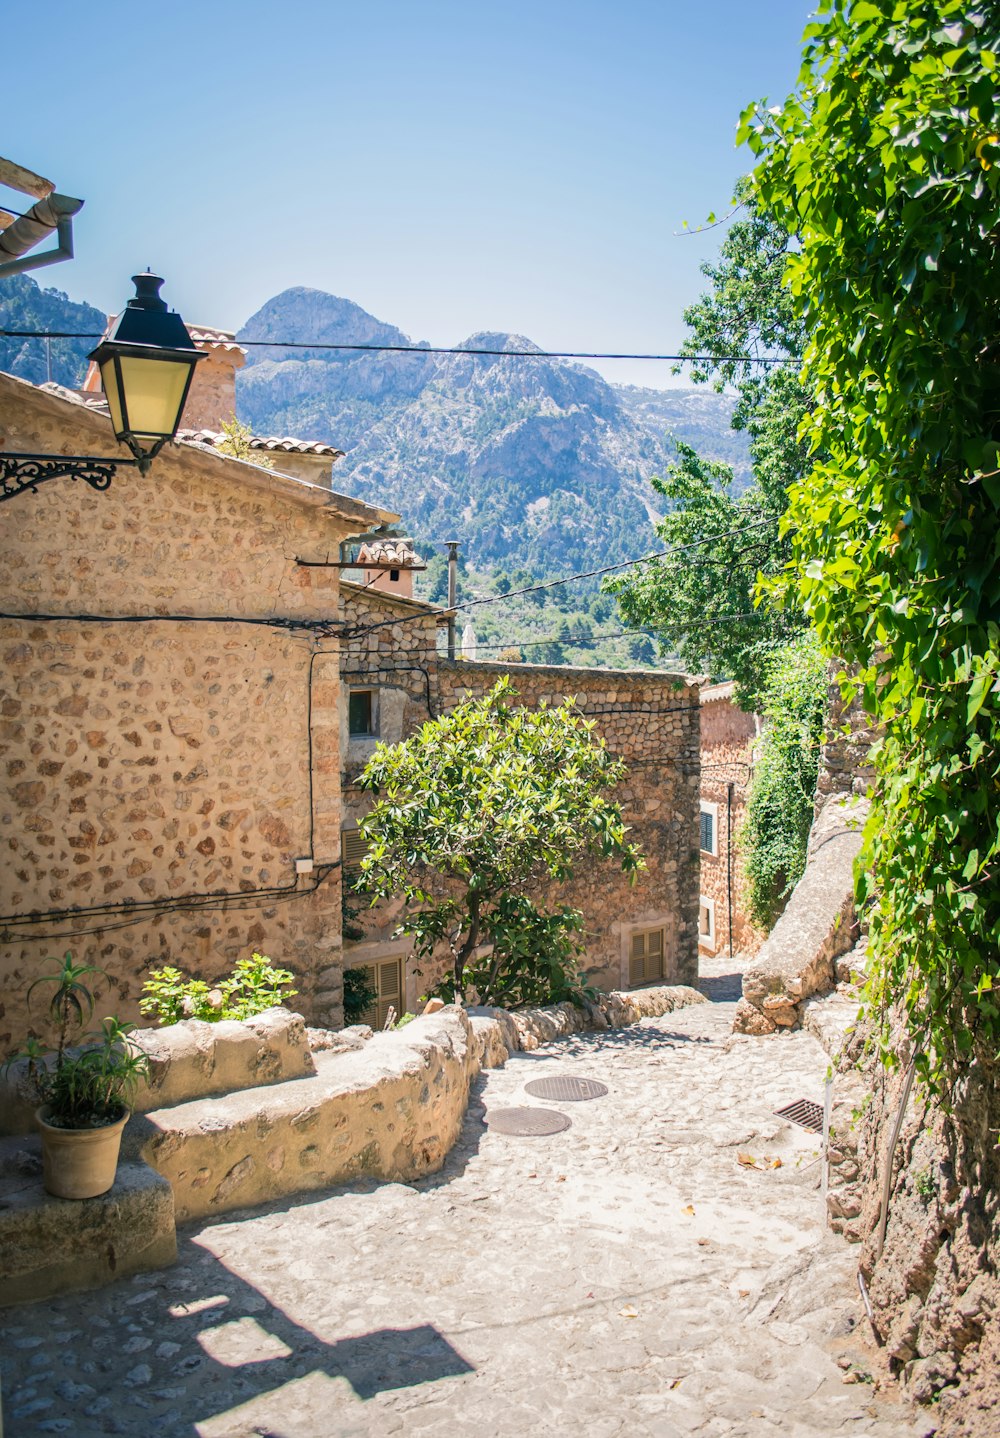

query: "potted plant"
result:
(6, 953), (151, 1199)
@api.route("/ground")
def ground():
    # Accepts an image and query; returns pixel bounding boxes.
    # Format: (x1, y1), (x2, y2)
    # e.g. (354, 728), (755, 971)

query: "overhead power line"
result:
(342, 517), (777, 639)
(0, 326), (798, 366)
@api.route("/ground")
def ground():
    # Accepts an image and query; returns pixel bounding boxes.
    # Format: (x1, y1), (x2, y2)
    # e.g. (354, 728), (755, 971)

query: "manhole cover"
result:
(773, 1098), (824, 1133)
(485, 1106), (572, 1136)
(524, 1076), (608, 1102)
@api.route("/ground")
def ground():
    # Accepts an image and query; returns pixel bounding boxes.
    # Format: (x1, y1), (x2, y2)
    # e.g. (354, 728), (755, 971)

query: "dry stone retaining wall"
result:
(734, 794), (867, 1033)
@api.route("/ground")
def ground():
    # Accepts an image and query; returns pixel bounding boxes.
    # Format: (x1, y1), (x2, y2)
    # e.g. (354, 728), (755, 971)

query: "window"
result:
(629, 927), (665, 987)
(699, 896), (716, 949)
(700, 801), (718, 856)
(342, 828), (369, 869)
(355, 957), (403, 1030)
(349, 689), (376, 737)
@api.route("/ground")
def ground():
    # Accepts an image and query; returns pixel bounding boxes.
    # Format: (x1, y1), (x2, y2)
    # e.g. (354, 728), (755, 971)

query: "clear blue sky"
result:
(3, 0), (811, 388)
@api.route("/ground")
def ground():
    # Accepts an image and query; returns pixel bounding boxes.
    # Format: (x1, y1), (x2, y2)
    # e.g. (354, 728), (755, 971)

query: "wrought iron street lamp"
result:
(0, 272), (204, 503)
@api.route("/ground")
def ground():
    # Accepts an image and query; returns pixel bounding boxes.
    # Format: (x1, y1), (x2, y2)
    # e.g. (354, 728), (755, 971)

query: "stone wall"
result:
(699, 685), (764, 960)
(432, 660), (701, 993)
(337, 610), (701, 999)
(733, 794), (866, 1034)
(815, 664), (877, 811)
(0, 374), (385, 1049)
(848, 1036), (1000, 1434)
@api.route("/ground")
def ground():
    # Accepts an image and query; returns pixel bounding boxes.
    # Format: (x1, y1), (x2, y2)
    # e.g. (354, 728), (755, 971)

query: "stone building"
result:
(0, 369), (395, 1050)
(698, 682), (764, 960)
(338, 579), (701, 1024)
(81, 318), (347, 489)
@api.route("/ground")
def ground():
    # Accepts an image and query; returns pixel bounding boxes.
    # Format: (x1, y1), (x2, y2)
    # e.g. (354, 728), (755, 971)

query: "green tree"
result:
(626, 633), (655, 664)
(744, 0), (1000, 1087)
(357, 677), (644, 1004)
(740, 634), (827, 928)
(605, 187), (809, 706)
(216, 417), (275, 469)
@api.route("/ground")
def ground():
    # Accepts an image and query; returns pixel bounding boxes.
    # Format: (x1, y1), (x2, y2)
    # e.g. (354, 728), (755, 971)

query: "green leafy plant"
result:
(139, 953), (296, 1026)
(216, 416), (275, 469)
(605, 183), (810, 708)
(741, 633), (827, 927)
(357, 676), (643, 1005)
(914, 1168), (936, 1204)
(743, 0), (1000, 1090)
(4, 954), (150, 1130)
(343, 966), (378, 1025)
(448, 895), (596, 1010)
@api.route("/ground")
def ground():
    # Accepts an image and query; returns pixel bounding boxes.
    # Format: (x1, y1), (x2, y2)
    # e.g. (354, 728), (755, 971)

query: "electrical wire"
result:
(341, 518), (777, 638)
(0, 327), (799, 366)
(340, 611), (770, 666)
(0, 610), (344, 635)
(0, 863), (340, 943)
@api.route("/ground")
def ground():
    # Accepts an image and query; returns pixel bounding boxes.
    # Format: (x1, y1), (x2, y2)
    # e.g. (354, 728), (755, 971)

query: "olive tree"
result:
(356, 677), (644, 1006)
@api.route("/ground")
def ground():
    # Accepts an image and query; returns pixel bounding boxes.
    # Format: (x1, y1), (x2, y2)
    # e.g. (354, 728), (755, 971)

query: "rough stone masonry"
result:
(0, 372), (391, 1047)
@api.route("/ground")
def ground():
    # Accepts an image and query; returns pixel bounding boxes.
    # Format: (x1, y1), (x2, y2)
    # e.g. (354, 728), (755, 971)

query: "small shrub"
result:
(140, 953), (296, 1026)
(343, 967), (378, 1025)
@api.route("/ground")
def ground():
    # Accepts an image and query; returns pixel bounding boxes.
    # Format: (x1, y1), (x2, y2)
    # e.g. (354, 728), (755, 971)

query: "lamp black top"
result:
(88, 272), (205, 473)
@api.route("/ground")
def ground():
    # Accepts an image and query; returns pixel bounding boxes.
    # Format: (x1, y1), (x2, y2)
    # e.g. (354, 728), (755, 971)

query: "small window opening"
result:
(349, 689), (375, 737)
(700, 804), (717, 856)
(699, 897), (716, 947)
(629, 927), (665, 987)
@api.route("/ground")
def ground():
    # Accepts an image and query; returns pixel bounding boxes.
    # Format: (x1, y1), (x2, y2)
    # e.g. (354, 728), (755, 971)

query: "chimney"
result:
(83, 322), (246, 432)
(357, 539), (421, 599)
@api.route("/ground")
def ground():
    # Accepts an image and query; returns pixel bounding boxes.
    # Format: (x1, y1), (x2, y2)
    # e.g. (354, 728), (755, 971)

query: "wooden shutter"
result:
(342, 828), (369, 869)
(629, 931), (646, 986)
(357, 957), (404, 1029)
(629, 928), (665, 987)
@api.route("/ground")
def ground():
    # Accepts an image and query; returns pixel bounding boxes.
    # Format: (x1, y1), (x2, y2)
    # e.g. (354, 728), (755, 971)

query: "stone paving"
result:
(0, 960), (933, 1438)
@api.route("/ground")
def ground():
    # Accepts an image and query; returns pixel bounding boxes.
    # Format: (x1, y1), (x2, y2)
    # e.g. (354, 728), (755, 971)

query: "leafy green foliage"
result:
(741, 635), (827, 927)
(343, 966), (378, 1024)
(42, 1018), (151, 1130)
(440, 896), (594, 1010)
(743, 0), (1000, 1087)
(216, 417), (275, 468)
(26, 952), (104, 1063)
(357, 677), (644, 1005)
(605, 188), (810, 706)
(5, 955), (150, 1128)
(139, 954), (297, 1026)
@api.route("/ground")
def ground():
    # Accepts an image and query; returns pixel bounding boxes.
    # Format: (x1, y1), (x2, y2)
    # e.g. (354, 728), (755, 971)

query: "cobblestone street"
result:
(1, 963), (930, 1438)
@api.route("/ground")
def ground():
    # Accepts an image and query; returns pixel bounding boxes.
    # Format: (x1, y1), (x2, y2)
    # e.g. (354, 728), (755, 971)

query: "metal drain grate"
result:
(524, 1076), (608, 1102)
(773, 1098), (824, 1133)
(485, 1106), (572, 1136)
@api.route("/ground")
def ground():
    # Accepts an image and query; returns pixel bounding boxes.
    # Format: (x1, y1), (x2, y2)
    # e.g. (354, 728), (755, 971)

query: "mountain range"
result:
(0, 276), (749, 580)
(237, 288), (749, 573)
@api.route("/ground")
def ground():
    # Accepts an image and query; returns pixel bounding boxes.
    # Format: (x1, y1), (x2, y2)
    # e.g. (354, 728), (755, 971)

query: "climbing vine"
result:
(743, 0), (1000, 1088)
(741, 634), (827, 930)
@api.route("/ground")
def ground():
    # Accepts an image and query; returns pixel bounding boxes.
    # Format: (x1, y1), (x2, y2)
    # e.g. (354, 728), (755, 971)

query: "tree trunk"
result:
(452, 894), (480, 1006)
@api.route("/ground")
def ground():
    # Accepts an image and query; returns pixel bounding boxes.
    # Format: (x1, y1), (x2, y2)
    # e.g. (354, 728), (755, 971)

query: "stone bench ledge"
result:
(0, 1144), (176, 1307)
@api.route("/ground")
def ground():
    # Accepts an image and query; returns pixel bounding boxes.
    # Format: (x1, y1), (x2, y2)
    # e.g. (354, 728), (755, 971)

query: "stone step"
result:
(122, 1007), (478, 1224)
(801, 989), (863, 1061)
(0, 1136), (176, 1307)
(0, 1006), (316, 1139)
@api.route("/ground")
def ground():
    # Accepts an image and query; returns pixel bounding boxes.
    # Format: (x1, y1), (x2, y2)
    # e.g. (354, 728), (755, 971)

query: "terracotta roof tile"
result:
(175, 428), (344, 459)
(187, 326), (246, 355)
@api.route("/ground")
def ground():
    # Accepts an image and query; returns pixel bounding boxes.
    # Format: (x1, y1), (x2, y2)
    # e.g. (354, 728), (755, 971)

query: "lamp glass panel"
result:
(100, 357), (125, 435)
(115, 356), (193, 439)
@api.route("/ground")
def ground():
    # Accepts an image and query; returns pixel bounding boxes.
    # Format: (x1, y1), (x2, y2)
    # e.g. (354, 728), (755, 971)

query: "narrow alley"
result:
(1, 962), (929, 1438)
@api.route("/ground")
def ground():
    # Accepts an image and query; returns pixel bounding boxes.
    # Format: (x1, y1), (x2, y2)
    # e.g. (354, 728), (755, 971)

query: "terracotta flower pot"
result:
(36, 1106), (128, 1200)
